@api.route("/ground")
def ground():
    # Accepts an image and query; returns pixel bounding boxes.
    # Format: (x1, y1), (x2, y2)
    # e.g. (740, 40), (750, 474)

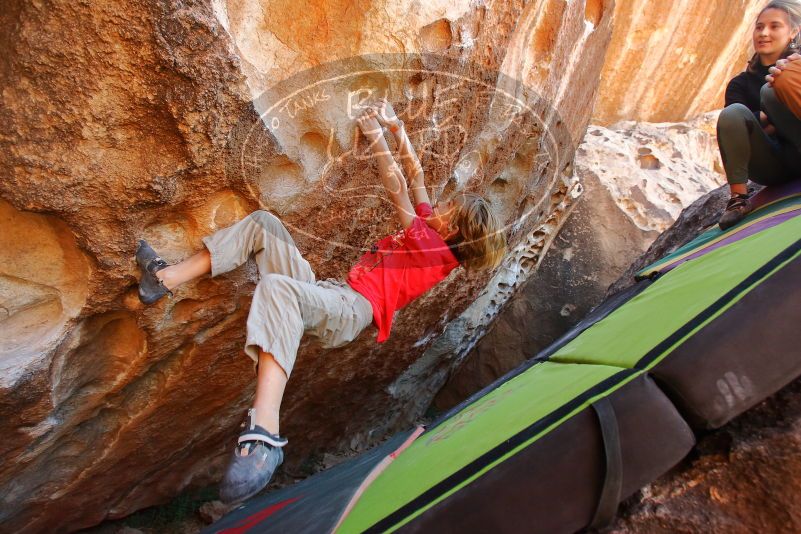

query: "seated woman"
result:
(717, 0), (801, 229)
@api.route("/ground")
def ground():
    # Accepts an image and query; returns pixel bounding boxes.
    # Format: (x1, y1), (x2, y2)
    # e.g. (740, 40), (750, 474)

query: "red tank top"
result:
(346, 202), (460, 342)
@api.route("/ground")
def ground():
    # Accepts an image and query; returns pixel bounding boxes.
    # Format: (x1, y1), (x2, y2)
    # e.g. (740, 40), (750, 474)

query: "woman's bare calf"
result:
(156, 249), (212, 290)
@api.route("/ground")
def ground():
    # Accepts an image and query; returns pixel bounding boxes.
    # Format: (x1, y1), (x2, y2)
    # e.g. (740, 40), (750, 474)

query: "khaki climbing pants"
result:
(201, 210), (373, 377)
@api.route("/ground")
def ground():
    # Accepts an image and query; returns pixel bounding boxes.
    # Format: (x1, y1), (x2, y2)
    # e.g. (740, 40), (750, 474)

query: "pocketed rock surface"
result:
(0, 0), (614, 531)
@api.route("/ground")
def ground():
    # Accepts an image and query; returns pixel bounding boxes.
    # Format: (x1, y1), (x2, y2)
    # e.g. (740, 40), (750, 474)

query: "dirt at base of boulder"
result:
(608, 372), (801, 533)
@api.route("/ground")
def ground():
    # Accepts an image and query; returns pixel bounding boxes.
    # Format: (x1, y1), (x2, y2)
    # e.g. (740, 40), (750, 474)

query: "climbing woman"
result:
(717, 0), (801, 229)
(134, 100), (507, 504)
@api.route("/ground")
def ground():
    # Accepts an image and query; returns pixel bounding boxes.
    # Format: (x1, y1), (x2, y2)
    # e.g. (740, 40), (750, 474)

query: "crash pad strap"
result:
(589, 397), (622, 529)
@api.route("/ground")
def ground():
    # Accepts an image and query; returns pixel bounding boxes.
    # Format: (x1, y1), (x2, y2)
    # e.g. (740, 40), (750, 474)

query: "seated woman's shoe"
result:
(219, 409), (288, 504)
(135, 240), (173, 304)
(718, 193), (753, 230)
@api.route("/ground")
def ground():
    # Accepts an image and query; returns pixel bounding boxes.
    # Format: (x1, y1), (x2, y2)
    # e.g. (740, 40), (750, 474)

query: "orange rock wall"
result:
(0, 0), (614, 531)
(593, 0), (764, 124)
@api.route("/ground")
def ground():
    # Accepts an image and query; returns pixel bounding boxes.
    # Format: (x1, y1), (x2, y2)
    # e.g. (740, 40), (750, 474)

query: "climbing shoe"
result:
(135, 239), (172, 304)
(219, 409), (288, 504)
(718, 193), (752, 230)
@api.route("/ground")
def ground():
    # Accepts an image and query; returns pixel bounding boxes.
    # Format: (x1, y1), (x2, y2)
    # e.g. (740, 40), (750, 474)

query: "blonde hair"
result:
(747, 0), (801, 73)
(446, 192), (507, 272)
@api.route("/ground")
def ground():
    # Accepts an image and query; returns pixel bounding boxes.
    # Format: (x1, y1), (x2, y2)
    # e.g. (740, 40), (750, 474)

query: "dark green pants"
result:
(717, 84), (801, 186)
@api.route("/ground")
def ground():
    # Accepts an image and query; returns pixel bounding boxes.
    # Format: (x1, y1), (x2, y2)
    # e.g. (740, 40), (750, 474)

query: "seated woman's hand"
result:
(767, 53), (801, 86)
(760, 111), (777, 135)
